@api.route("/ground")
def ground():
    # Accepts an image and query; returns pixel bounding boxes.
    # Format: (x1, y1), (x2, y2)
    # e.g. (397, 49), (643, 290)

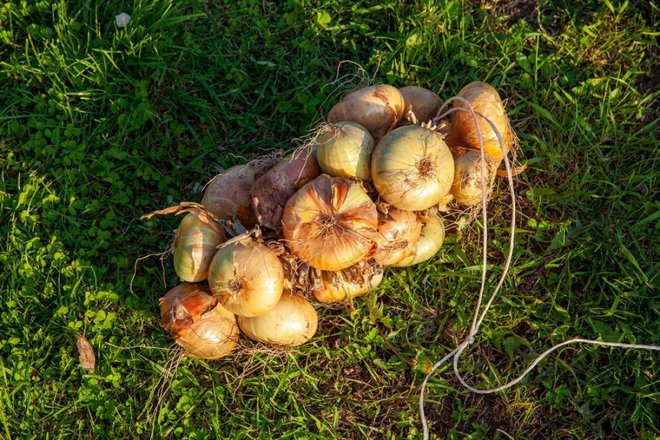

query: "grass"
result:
(0, 0), (658, 438)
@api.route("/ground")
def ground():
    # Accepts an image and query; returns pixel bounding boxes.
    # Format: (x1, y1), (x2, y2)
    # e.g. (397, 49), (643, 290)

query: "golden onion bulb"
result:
(395, 214), (445, 267)
(311, 265), (384, 303)
(282, 175), (378, 271)
(315, 122), (375, 181)
(328, 84), (405, 141)
(372, 208), (422, 266)
(445, 81), (513, 162)
(451, 149), (497, 206)
(237, 291), (318, 346)
(371, 125), (454, 211)
(202, 158), (277, 227)
(208, 237), (284, 317)
(173, 213), (225, 282)
(400, 86), (443, 123)
(159, 284), (239, 359)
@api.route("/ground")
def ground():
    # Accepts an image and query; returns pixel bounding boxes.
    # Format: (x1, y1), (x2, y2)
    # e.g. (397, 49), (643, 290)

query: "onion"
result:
(160, 283), (239, 359)
(237, 291), (318, 346)
(451, 149), (497, 206)
(208, 237), (284, 317)
(371, 125), (454, 211)
(251, 149), (321, 230)
(173, 213), (225, 282)
(282, 175), (378, 271)
(400, 86), (442, 124)
(394, 214), (445, 267)
(328, 84), (405, 141)
(311, 264), (384, 303)
(315, 122), (375, 181)
(373, 208), (422, 266)
(445, 81), (513, 162)
(202, 157), (278, 227)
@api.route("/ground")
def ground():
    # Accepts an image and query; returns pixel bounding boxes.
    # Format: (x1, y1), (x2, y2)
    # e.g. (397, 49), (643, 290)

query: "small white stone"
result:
(115, 13), (131, 28)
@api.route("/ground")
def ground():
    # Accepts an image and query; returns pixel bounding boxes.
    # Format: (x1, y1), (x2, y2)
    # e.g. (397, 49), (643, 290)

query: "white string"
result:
(418, 96), (660, 439)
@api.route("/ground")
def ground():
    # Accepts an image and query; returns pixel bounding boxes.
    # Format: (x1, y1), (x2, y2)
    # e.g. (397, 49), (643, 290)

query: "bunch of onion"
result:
(445, 81), (513, 163)
(451, 149), (497, 206)
(208, 235), (284, 317)
(372, 207), (422, 266)
(160, 283), (239, 359)
(282, 174), (378, 271)
(328, 84), (405, 141)
(202, 156), (279, 228)
(251, 147), (321, 230)
(311, 263), (384, 303)
(315, 122), (375, 181)
(400, 86), (442, 124)
(371, 125), (455, 211)
(395, 213), (445, 267)
(238, 291), (318, 346)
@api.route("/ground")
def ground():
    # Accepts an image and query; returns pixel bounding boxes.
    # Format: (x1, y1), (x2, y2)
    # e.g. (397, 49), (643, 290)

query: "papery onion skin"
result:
(312, 266), (384, 303)
(282, 175), (378, 271)
(173, 213), (225, 282)
(451, 149), (497, 206)
(371, 125), (454, 211)
(316, 122), (375, 181)
(160, 284), (239, 359)
(328, 85), (405, 141)
(251, 149), (321, 231)
(208, 238), (284, 317)
(373, 208), (422, 266)
(394, 214), (445, 267)
(400, 86), (443, 124)
(202, 158), (277, 227)
(445, 81), (512, 162)
(238, 292), (318, 346)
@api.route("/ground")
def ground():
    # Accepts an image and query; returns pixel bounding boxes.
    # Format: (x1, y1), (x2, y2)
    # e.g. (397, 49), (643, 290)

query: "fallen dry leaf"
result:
(76, 336), (96, 370)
